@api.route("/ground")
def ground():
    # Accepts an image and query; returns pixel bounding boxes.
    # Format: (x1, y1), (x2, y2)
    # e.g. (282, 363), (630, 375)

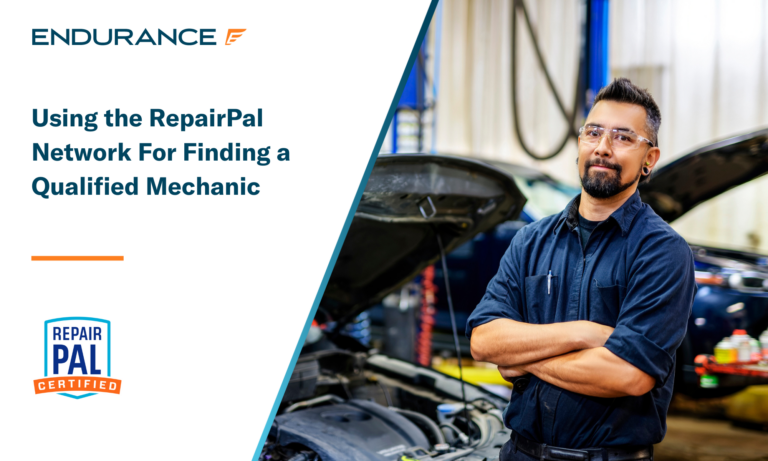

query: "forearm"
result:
(521, 347), (655, 398)
(470, 319), (608, 367)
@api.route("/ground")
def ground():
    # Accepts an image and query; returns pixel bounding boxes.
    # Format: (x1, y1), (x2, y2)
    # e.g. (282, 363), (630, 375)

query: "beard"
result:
(580, 158), (641, 199)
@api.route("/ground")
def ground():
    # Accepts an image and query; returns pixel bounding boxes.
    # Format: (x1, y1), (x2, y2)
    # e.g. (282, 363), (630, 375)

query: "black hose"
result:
(390, 407), (447, 446)
(336, 374), (353, 400)
(511, 0), (585, 160)
(377, 381), (393, 408)
(436, 233), (472, 443)
(440, 422), (469, 444)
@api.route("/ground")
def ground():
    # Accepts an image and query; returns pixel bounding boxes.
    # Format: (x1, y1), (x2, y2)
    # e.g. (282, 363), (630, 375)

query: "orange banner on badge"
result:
(34, 377), (122, 395)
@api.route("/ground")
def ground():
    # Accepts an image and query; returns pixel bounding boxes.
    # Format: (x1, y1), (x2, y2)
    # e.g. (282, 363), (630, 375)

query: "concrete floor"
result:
(655, 416), (768, 461)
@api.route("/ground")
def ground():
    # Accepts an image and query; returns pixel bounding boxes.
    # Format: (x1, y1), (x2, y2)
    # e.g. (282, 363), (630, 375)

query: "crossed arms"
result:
(470, 319), (655, 398)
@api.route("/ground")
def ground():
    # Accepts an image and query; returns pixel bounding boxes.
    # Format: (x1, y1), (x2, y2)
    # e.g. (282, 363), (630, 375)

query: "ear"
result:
(576, 137), (582, 165)
(644, 147), (661, 170)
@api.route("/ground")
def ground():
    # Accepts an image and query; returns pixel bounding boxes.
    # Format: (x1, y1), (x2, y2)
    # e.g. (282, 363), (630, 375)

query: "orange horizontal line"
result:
(31, 256), (124, 261)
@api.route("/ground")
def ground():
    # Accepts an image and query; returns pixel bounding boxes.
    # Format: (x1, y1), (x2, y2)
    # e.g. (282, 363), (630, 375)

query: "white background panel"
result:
(0, 1), (431, 459)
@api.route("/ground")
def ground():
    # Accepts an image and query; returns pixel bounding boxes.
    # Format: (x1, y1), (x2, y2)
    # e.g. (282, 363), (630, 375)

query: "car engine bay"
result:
(260, 347), (511, 461)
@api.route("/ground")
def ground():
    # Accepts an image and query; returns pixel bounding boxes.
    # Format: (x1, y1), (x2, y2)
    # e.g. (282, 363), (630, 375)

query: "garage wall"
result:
(434, 0), (582, 186)
(433, 0), (768, 254)
(611, 0), (768, 254)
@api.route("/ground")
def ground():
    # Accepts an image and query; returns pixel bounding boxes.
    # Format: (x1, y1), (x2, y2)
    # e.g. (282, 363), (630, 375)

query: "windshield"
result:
(512, 176), (580, 220)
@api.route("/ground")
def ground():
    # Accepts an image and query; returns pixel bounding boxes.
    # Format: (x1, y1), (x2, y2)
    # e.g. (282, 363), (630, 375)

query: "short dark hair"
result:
(592, 78), (660, 183)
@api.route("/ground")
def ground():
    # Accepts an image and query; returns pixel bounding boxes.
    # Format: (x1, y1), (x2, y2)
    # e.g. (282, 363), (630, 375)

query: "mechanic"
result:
(466, 78), (697, 461)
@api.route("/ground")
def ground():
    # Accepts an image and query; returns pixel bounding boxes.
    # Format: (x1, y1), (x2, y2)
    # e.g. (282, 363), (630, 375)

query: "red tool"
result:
(694, 354), (768, 378)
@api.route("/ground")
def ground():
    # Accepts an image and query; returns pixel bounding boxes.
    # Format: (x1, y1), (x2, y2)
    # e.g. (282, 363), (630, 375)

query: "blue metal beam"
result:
(586, 0), (610, 113)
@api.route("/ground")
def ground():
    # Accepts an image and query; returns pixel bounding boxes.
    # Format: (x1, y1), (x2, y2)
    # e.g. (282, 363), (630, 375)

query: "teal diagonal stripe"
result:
(250, 2), (441, 459)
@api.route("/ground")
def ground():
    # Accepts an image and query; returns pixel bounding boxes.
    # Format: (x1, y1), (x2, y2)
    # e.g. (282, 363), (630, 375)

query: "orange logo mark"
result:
(34, 376), (122, 395)
(225, 29), (246, 45)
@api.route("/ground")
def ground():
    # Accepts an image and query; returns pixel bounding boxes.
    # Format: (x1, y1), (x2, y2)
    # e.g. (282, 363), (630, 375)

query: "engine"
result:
(268, 399), (430, 461)
(260, 349), (511, 461)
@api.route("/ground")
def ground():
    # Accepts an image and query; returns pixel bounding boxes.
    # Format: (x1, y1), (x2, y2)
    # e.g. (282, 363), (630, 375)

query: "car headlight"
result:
(695, 270), (768, 293)
(727, 271), (768, 293)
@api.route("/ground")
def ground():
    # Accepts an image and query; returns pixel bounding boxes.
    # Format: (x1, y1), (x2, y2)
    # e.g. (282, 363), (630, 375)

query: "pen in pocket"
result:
(547, 270), (552, 295)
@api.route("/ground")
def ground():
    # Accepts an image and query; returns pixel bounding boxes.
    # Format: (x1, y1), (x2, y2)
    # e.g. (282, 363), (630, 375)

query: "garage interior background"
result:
(254, 3), (768, 458)
(381, 0), (768, 255)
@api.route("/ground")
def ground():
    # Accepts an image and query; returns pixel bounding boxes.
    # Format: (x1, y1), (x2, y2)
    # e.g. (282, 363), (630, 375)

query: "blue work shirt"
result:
(466, 190), (696, 448)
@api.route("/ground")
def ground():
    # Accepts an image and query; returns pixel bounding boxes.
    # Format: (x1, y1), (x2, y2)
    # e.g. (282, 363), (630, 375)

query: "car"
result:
(638, 127), (768, 397)
(417, 128), (768, 398)
(259, 154), (528, 461)
(261, 130), (768, 460)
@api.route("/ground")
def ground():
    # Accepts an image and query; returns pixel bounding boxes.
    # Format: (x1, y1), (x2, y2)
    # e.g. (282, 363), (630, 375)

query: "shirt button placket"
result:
(568, 234), (583, 321)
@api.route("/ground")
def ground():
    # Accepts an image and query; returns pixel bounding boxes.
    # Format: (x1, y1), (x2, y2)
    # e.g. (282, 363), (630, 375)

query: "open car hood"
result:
(639, 128), (768, 222)
(321, 154), (526, 327)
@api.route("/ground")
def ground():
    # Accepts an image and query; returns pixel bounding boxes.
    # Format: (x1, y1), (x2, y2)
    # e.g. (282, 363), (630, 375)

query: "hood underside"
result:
(639, 128), (768, 222)
(321, 154), (526, 326)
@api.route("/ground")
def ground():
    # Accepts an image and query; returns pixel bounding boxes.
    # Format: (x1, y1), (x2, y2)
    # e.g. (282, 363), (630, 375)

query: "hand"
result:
(498, 365), (528, 383)
(578, 321), (614, 349)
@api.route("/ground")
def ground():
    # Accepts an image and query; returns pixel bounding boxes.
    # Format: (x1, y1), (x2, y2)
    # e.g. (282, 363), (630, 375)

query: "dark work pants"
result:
(498, 438), (652, 461)
(498, 438), (537, 461)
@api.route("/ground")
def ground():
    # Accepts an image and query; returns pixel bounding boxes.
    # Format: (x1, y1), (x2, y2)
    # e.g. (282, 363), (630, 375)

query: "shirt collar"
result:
(554, 190), (643, 236)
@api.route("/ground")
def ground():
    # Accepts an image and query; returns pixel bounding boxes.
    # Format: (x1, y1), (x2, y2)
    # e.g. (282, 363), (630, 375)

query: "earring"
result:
(643, 167), (650, 175)
(645, 161), (651, 166)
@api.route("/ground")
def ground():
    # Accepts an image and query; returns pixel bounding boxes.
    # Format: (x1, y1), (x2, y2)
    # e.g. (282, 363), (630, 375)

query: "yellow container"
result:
(714, 340), (737, 364)
(433, 363), (512, 387)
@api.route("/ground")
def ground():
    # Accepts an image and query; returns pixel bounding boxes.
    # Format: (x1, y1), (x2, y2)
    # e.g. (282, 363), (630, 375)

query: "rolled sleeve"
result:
(603, 229), (696, 386)
(465, 227), (527, 338)
(604, 325), (675, 384)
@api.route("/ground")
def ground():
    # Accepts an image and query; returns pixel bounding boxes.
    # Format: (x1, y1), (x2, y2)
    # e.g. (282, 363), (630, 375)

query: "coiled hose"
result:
(511, 0), (585, 160)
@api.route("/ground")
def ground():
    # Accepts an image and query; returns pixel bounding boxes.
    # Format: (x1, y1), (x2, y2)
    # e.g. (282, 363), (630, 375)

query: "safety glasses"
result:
(578, 125), (655, 151)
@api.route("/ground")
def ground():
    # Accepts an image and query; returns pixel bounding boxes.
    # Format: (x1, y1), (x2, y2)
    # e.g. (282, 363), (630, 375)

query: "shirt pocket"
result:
(590, 279), (626, 327)
(524, 275), (558, 324)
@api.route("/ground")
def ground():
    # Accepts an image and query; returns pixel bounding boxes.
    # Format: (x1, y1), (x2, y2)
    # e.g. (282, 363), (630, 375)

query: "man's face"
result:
(578, 100), (653, 199)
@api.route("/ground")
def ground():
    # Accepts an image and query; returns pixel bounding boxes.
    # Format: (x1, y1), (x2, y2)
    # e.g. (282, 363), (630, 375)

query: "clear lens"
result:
(579, 126), (642, 150)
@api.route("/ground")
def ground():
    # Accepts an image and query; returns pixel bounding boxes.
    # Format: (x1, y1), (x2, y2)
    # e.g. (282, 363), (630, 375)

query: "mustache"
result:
(585, 158), (622, 173)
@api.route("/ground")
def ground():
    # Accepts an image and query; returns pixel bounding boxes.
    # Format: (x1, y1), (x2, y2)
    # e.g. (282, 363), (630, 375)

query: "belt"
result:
(511, 432), (652, 461)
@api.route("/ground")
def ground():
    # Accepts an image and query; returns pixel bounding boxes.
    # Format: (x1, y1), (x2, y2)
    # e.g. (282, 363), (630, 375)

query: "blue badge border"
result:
(43, 317), (111, 399)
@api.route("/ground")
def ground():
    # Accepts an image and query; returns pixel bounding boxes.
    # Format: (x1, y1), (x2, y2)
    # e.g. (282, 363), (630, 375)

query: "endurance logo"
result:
(33, 317), (122, 400)
(32, 29), (247, 46)
(225, 29), (247, 45)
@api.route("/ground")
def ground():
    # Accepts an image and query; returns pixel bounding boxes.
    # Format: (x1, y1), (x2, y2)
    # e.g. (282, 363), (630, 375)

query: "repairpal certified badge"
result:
(33, 317), (122, 399)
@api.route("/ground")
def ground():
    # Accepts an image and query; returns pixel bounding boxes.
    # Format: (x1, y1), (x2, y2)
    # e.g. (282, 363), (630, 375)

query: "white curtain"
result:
(433, 0), (768, 253)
